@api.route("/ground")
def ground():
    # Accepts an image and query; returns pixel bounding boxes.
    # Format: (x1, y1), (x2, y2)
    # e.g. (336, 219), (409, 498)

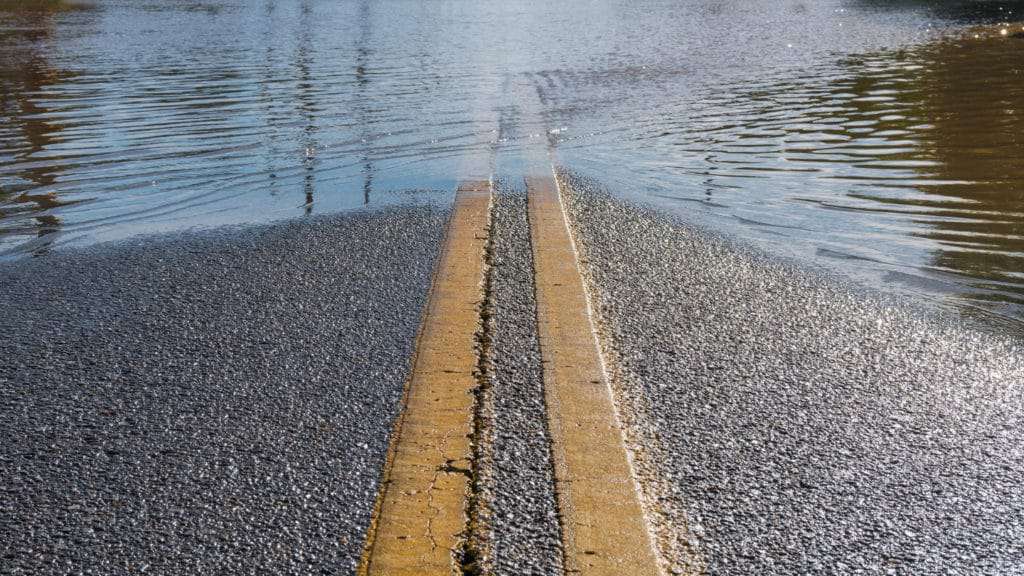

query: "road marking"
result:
(527, 173), (662, 575)
(359, 180), (492, 576)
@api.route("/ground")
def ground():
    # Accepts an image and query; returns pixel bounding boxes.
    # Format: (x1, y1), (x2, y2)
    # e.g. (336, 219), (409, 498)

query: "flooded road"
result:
(1, 0), (1023, 328)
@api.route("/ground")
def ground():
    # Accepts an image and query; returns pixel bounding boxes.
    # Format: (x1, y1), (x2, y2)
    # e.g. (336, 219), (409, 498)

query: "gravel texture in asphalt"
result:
(0, 207), (447, 575)
(480, 183), (564, 575)
(559, 170), (1024, 576)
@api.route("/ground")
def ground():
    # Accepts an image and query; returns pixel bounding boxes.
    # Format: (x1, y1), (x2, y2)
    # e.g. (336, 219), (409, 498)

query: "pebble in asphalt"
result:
(480, 183), (564, 575)
(0, 206), (447, 575)
(559, 170), (1024, 576)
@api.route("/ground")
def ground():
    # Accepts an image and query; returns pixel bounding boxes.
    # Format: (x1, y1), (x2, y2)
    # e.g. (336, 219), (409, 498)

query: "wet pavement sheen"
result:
(561, 172), (1024, 576)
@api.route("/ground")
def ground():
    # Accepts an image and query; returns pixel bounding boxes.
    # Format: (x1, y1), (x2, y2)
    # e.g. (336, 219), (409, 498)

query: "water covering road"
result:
(2, 4), (1024, 573)
(2, 0), (1024, 327)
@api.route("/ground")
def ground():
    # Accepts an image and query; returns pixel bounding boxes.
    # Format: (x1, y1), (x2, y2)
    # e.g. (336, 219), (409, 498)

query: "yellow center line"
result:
(359, 180), (492, 576)
(527, 172), (663, 575)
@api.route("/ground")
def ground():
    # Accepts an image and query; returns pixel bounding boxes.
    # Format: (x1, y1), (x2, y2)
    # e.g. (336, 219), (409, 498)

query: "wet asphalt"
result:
(559, 171), (1024, 576)
(4, 173), (1024, 576)
(0, 207), (447, 575)
(482, 184), (564, 575)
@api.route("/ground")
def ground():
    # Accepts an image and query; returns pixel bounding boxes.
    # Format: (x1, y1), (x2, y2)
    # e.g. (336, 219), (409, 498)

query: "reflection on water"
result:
(561, 24), (1024, 326)
(0, 0), (1023, 328)
(297, 0), (317, 215)
(1, 0), (486, 255)
(0, 1), (83, 254)
(879, 30), (1024, 310)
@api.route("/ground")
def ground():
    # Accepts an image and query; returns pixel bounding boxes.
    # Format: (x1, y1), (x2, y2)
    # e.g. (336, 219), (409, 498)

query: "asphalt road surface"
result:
(482, 183), (564, 575)
(560, 171), (1024, 576)
(3, 177), (1024, 575)
(0, 207), (446, 575)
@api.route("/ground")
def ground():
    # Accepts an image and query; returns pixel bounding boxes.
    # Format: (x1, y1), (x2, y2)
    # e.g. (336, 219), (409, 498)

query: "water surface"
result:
(1, 0), (1022, 327)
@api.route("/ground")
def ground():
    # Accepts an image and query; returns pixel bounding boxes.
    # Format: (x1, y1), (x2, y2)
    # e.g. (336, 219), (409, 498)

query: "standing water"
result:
(1, 0), (1023, 329)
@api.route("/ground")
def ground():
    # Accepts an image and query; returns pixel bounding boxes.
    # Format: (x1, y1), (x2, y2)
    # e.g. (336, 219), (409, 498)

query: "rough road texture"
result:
(560, 171), (1024, 576)
(0, 207), (446, 575)
(483, 184), (564, 575)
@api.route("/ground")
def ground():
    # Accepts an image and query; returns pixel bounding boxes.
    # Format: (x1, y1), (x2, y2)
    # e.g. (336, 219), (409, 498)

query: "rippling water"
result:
(556, 18), (1024, 327)
(1, 0), (1023, 327)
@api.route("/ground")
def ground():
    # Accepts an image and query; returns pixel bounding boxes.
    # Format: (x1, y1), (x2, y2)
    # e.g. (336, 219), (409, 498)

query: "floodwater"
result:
(1, 0), (1023, 328)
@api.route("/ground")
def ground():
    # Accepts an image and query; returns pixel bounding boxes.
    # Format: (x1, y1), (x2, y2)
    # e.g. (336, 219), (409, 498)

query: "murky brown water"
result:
(565, 21), (1024, 326)
(1, 0), (1023, 328)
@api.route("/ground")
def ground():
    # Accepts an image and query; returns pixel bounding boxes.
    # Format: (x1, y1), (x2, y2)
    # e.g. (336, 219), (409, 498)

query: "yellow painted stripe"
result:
(527, 174), (662, 575)
(359, 180), (492, 576)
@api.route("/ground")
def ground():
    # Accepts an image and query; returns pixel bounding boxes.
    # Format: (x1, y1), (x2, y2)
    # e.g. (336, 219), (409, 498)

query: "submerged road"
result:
(3, 169), (1024, 575)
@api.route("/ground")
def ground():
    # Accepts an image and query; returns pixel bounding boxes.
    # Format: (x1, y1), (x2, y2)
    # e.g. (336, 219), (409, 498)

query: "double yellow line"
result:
(359, 174), (660, 575)
(358, 181), (491, 575)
